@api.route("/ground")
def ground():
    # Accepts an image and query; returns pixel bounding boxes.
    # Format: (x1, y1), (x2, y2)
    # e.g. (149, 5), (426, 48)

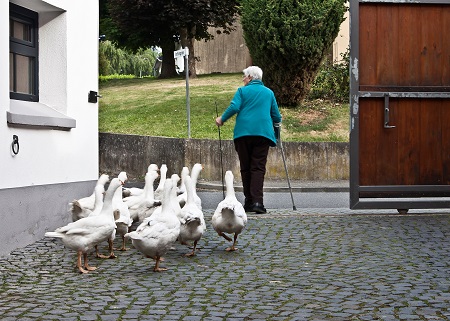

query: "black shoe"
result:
(250, 202), (266, 214)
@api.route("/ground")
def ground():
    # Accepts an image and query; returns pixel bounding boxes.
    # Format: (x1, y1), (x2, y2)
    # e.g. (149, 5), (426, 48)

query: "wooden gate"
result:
(349, 0), (450, 210)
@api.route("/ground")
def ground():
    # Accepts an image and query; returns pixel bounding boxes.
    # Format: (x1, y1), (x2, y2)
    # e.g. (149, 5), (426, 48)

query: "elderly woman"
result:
(215, 66), (282, 214)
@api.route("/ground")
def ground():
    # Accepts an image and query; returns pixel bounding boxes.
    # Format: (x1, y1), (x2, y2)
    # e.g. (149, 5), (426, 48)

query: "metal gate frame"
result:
(349, 0), (450, 210)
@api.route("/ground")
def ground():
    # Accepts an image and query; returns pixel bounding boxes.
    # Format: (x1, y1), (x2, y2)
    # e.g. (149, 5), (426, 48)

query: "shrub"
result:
(308, 47), (350, 103)
(241, 0), (348, 107)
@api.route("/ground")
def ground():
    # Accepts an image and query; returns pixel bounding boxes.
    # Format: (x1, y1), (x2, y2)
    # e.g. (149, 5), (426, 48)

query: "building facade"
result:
(1, 0), (100, 256)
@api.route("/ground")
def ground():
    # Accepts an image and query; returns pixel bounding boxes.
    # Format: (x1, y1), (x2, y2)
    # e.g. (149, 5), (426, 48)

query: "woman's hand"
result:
(215, 116), (224, 127)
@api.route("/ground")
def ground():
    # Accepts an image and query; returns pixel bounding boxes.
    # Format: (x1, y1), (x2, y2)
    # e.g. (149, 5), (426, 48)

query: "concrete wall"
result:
(0, 181), (96, 255)
(99, 133), (350, 182)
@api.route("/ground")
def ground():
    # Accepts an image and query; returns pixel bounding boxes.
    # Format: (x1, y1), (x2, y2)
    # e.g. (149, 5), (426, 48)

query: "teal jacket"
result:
(221, 79), (282, 146)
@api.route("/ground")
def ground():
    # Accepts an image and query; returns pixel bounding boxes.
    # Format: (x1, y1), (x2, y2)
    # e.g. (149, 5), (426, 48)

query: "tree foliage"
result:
(241, 0), (348, 107)
(99, 40), (158, 77)
(105, 0), (240, 78)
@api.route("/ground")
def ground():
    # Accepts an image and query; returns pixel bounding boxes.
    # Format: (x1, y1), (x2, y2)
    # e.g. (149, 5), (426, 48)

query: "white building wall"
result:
(0, 2), (8, 132)
(333, 10), (350, 62)
(0, 0), (100, 256)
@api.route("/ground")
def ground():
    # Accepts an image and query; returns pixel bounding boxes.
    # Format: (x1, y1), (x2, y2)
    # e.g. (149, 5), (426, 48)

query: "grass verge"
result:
(99, 73), (349, 142)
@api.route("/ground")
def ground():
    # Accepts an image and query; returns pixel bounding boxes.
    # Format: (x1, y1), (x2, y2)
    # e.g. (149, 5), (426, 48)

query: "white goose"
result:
(79, 183), (104, 219)
(113, 171), (133, 251)
(136, 170), (162, 222)
(80, 184), (106, 257)
(70, 174), (109, 221)
(212, 170), (247, 252)
(178, 166), (189, 194)
(152, 174), (181, 218)
(89, 175), (125, 259)
(190, 163), (203, 210)
(177, 166), (190, 208)
(178, 175), (206, 256)
(125, 169), (160, 222)
(122, 164), (159, 198)
(153, 164), (168, 200)
(169, 174), (182, 216)
(45, 177), (124, 273)
(125, 179), (181, 272)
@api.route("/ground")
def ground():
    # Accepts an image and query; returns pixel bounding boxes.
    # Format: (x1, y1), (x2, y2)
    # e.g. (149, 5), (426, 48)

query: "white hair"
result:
(243, 66), (263, 80)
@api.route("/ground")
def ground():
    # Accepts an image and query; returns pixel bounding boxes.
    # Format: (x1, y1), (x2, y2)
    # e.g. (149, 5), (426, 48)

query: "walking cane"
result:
(215, 101), (225, 199)
(274, 123), (297, 210)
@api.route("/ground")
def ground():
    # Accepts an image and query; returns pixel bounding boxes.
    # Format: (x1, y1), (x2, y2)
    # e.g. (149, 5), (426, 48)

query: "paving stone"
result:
(0, 210), (448, 320)
(79, 316), (98, 321)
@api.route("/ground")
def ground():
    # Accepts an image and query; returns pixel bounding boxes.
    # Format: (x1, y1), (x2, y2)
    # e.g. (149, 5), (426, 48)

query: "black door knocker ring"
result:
(11, 135), (19, 155)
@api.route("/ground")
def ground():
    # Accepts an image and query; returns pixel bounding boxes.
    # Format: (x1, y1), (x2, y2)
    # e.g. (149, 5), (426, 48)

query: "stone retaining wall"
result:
(99, 133), (349, 182)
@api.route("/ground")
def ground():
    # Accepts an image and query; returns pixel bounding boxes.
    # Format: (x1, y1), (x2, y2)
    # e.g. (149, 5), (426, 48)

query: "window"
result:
(7, 2), (76, 130)
(10, 3), (38, 102)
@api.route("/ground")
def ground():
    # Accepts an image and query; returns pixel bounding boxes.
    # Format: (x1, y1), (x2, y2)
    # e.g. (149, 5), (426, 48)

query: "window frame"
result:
(9, 3), (39, 102)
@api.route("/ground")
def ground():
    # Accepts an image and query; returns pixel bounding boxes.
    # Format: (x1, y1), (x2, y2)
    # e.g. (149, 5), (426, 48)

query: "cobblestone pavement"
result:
(0, 210), (449, 321)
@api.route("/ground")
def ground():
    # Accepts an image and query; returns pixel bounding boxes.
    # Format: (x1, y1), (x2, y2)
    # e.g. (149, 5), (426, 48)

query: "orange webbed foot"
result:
(153, 256), (168, 272)
(84, 265), (97, 271)
(78, 266), (89, 274)
(153, 267), (168, 272)
(77, 251), (90, 273)
(114, 246), (129, 251)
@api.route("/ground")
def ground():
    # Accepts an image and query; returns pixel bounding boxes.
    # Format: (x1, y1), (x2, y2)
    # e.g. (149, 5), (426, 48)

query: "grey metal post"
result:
(274, 123), (296, 210)
(185, 48), (190, 138)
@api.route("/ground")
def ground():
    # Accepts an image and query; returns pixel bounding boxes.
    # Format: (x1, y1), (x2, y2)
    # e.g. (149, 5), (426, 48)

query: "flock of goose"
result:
(44, 163), (248, 273)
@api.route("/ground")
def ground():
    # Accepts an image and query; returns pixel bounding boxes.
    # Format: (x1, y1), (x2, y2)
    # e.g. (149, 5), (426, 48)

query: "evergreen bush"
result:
(241, 0), (348, 107)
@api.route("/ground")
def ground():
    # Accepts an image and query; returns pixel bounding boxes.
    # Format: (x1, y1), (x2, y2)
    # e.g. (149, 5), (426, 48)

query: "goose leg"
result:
(185, 240), (198, 257)
(76, 251), (88, 274)
(83, 252), (97, 271)
(153, 255), (167, 272)
(146, 255), (165, 262)
(95, 245), (106, 258)
(180, 240), (192, 247)
(218, 231), (232, 242)
(96, 240), (116, 259)
(226, 233), (239, 252)
(116, 235), (129, 251)
(107, 239), (116, 258)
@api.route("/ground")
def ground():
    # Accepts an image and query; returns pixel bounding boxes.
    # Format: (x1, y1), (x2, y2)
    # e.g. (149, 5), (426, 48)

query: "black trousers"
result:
(234, 136), (271, 205)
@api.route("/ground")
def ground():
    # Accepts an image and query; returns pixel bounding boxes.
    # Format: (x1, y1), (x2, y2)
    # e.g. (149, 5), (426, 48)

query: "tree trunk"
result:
(159, 39), (178, 79)
(180, 27), (197, 78)
(186, 37), (197, 78)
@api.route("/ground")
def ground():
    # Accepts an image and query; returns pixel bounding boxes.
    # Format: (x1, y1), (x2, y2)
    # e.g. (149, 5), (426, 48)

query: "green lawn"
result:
(99, 73), (349, 142)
